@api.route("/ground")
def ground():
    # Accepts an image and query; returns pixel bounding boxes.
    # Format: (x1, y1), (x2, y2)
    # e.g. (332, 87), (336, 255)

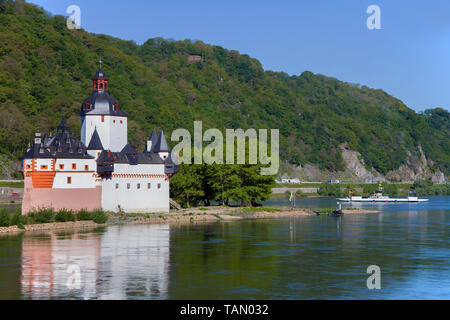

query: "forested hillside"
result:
(0, 0), (448, 178)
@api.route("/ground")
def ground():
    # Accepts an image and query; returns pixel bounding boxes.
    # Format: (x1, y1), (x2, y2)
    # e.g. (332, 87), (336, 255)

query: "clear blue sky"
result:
(29, 0), (450, 112)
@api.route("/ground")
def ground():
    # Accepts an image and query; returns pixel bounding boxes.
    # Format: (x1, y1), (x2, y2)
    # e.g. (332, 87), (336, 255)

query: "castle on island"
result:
(21, 62), (177, 214)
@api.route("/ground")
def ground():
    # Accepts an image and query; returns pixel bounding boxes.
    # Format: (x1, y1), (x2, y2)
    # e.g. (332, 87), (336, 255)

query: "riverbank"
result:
(0, 220), (105, 234)
(0, 205), (382, 234)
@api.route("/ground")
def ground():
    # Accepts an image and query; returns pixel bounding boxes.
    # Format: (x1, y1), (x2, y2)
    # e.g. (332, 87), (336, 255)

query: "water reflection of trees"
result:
(169, 210), (449, 299)
(168, 221), (282, 299)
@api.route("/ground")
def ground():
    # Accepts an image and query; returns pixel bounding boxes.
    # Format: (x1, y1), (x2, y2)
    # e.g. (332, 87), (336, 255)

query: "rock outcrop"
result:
(283, 144), (447, 184)
(339, 144), (385, 183)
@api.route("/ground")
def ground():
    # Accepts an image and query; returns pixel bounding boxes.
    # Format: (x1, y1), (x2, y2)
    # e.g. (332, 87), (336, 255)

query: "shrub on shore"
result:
(11, 209), (25, 229)
(0, 208), (11, 227)
(55, 209), (76, 222)
(76, 209), (93, 221)
(27, 208), (55, 224)
(0, 208), (109, 228)
(92, 209), (108, 224)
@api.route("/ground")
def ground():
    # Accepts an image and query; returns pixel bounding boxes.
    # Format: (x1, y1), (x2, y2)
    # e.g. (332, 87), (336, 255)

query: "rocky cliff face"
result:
(283, 144), (447, 184)
(339, 144), (385, 183)
(385, 146), (446, 184)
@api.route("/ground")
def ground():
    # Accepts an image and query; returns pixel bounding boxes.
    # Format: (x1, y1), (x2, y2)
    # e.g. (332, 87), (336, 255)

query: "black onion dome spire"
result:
(94, 55), (107, 79)
(80, 57), (127, 117)
(94, 68), (107, 79)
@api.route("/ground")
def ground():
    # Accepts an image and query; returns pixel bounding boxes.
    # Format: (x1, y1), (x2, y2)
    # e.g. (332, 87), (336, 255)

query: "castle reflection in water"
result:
(20, 224), (170, 299)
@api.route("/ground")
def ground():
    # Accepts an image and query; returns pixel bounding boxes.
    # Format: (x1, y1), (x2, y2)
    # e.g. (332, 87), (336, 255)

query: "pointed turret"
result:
(57, 110), (70, 133)
(146, 128), (158, 152)
(154, 131), (170, 160)
(154, 131), (169, 153)
(87, 128), (104, 150)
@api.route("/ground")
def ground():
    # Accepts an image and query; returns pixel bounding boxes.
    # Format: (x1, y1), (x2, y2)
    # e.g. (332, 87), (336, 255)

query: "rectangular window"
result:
(67, 177), (72, 184)
(59, 164), (64, 170)
(120, 120), (123, 124)
(157, 183), (161, 189)
(72, 163), (76, 170)
(147, 183), (151, 189)
(137, 183), (140, 189)
(40, 165), (48, 170)
(101, 115), (105, 122)
(26, 165), (31, 169)
(115, 183), (119, 189)
(127, 183), (130, 190)
(113, 120), (116, 123)
(85, 165), (89, 171)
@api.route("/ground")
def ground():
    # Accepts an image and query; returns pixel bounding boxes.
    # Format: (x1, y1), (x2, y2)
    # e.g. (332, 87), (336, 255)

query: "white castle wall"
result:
(81, 115), (127, 152)
(52, 159), (97, 189)
(100, 163), (169, 213)
(34, 159), (53, 171)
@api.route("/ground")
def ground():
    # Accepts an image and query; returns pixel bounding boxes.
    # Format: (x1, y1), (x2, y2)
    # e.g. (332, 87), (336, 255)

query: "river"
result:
(0, 196), (448, 299)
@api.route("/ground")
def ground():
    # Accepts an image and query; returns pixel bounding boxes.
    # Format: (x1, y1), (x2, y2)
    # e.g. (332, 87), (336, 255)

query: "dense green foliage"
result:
(0, 1), (449, 177)
(411, 180), (450, 196)
(317, 183), (344, 197)
(171, 162), (276, 207)
(0, 208), (10, 226)
(0, 207), (108, 227)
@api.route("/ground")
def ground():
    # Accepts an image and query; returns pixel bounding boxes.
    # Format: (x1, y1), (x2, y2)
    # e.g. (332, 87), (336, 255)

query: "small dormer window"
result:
(113, 103), (119, 112)
(86, 102), (91, 110)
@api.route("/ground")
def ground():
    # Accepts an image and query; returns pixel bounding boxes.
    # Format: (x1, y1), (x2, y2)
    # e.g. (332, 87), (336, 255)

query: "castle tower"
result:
(146, 128), (158, 152)
(153, 131), (170, 160)
(80, 59), (128, 152)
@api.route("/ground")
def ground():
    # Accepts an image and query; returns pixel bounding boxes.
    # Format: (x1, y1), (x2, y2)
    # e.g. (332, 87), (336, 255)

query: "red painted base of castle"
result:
(22, 177), (102, 214)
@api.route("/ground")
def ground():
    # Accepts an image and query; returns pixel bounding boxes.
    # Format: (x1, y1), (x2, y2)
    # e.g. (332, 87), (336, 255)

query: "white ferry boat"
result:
(338, 192), (428, 203)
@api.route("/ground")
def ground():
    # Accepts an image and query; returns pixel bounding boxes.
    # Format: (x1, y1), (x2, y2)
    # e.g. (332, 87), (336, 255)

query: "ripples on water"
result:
(0, 196), (448, 299)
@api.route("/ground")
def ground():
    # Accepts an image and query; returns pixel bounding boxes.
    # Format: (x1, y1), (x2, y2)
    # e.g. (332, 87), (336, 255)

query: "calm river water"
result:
(0, 196), (448, 299)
